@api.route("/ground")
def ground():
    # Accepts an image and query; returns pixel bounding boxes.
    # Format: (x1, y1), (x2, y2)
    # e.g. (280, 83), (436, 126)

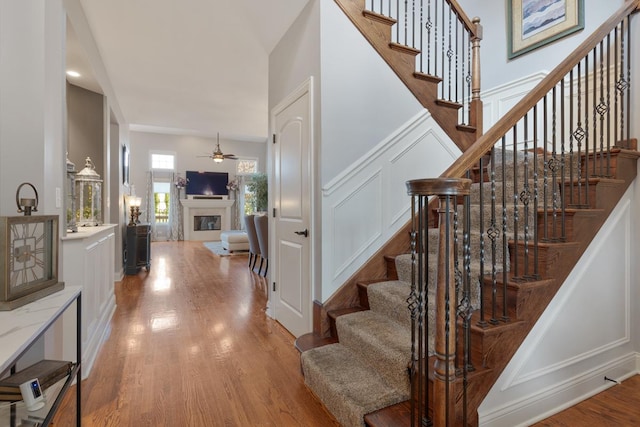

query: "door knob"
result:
(294, 229), (308, 237)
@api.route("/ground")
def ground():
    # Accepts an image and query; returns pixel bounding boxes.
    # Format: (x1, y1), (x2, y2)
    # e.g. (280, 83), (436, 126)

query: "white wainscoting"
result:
(478, 183), (639, 426)
(320, 110), (460, 300)
(482, 71), (548, 131)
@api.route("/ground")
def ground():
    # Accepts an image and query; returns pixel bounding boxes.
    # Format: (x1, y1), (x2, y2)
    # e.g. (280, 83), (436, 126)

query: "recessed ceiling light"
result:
(66, 70), (81, 78)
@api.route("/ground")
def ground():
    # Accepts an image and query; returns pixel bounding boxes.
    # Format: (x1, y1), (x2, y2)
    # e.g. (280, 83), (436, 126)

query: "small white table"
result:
(0, 286), (82, 426)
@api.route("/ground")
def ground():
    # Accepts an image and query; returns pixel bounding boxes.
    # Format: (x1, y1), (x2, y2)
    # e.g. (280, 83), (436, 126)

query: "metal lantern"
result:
(66, 156), (78, 232)
(75, 157), (103, 227)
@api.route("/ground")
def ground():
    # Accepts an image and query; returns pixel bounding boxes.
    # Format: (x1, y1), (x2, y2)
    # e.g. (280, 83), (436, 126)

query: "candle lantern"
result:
(75, 157), (103, 227)
(66, 156), (78, 232)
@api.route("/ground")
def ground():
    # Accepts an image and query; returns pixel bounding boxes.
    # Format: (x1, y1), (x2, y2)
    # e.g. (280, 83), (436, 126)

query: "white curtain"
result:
(145, 170), (184, 241)
(144, 171), (158, 240)
(168, 171), (184, 241)
(236, 175), (247, 230)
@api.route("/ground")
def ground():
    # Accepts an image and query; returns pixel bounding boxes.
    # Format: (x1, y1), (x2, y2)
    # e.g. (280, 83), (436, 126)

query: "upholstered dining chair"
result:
(244, 214), (260, 271)
(254, 215), (268, 277)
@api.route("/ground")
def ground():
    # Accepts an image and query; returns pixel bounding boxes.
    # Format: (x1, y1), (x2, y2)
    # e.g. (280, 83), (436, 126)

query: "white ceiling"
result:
(66, 0), (311, 143)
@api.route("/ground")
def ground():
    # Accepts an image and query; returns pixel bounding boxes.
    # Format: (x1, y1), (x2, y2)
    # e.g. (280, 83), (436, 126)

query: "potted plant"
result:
(247, 173), (268, 213)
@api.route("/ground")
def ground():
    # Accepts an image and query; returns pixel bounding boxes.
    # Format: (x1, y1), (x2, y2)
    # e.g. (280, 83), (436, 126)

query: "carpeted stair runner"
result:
(301, 151), (524, 426)
(301, 344), (407, 427)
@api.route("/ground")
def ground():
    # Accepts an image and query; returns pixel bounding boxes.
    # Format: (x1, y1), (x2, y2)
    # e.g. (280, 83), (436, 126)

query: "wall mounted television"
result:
(186, 171), (229, 196)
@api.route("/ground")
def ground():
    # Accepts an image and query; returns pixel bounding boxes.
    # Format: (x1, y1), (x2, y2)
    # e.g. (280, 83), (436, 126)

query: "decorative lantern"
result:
(75, 157), (103, 227)
(66, 156), (78, 232)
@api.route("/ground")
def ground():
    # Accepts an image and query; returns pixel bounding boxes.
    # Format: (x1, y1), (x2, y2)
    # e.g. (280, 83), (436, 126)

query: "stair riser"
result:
(337, 313), (412, 394)
(510, 241), (581, 279)
(480, 278), (555, 324)
(367, 281), (413, 328)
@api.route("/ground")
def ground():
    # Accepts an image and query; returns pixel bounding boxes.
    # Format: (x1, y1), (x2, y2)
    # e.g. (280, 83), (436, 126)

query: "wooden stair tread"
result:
(364, 400), (411, 427)
(413, 71), (442, 84)
(295, 333), (338, 353)
(327, 306), (367, 319)
(389, 42), (421, 56)
(436, 98), (463, 110)
(362, 9), (396, 26)
(457, 123), (477, 133)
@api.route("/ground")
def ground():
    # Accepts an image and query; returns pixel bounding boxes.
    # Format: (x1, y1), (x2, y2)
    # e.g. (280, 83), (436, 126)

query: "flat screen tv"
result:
(186, 171), (229, 196)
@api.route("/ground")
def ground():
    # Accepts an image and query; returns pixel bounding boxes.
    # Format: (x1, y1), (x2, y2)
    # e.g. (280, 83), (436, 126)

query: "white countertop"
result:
(0, 286), (82, 375)
(61, 224), (117, 240)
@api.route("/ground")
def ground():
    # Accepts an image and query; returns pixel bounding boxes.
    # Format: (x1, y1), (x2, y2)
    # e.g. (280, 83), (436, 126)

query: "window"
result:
(153, 182), (171, 223)
(151, 153), (175, 170)
(236, 158), (258, 175)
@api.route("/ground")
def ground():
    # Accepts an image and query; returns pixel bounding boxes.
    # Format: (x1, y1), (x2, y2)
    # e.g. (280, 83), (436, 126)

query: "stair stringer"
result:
(455, 151), (640, 425)
(333, 0), (478, 151)
(478, 181), (639, 426)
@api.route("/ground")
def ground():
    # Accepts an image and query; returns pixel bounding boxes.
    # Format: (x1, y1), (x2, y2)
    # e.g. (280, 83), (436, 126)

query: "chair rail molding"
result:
(321, 110), (460, 300)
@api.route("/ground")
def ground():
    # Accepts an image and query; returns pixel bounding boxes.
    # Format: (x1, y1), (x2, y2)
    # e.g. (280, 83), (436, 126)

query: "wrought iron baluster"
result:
(543, 95), (549, 242)
(575, 59), (585, 207)
(551, 85), (560, 241)
(584, 52), (590, 206)
(488, 146), (498, 326)
(625, 17), (631, 147)
(446, 4), (452, 100)
(498, 139), (507, 324)
(533, 105), (540, 278)
(511, 126), (519, 280)
(419, 0), (424, 74)
(478, 154), (487, 328)
(592, 48), (598, 176)
(598, 41), (607, 177)
(441, 0), (445, 99)
(560, 77), (566, 240)
(408, 196), (418, 427)
(522, 114), (531, 278)
(404, 0), (409, 46)
(606, 33), (611, 175)
(569, 70), (575, 206)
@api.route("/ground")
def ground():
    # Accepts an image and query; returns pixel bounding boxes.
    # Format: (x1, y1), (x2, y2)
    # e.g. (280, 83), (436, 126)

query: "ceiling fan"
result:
(198, 133), (238, 163)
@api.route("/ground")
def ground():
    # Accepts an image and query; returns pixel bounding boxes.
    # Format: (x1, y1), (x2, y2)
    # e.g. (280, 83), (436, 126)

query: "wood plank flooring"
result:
(51, 240), (639, 426)
(52, 241), (339, 426)
(531, 374), (640, 426)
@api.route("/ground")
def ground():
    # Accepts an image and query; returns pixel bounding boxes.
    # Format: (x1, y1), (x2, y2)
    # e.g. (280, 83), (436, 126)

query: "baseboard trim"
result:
(479, 353), (639, 427)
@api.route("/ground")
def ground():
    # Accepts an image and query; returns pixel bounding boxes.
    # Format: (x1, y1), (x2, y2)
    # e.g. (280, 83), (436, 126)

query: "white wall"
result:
(128, 131), (267, 199)
(270, 0), (440, 303)
(0, 0), (66, 216)
(320, 110), (459, 300)
(458, 0), (624, 92)
(0, 0), (67, 369)
(319, 1), (423, 185)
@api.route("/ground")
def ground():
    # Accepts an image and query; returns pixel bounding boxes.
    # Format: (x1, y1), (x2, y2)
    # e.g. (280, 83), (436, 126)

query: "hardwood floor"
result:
(531, 375), (640, 426)
(51, 240), (638, 426)
(53, 241), (339, 426)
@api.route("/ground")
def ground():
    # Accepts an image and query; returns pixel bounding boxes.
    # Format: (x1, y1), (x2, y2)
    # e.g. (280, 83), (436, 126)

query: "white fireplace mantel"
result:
(180, 199), (235, 241)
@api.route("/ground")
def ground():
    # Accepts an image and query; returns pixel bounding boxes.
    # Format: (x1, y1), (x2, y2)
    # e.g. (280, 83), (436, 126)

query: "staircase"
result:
(297, 1), (640, 426)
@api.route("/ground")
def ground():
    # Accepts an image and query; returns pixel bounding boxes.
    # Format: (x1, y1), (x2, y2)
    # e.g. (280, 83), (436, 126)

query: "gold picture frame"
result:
(508, 0), (584, 59)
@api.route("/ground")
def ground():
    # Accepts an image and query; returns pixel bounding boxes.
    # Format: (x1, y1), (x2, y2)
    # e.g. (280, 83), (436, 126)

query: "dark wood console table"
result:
(125, 224), (151, 275)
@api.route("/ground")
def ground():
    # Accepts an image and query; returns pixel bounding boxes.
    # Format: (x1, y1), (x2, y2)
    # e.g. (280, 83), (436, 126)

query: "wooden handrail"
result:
(446, 0), (481, 38)
(442, 0), (640, 179)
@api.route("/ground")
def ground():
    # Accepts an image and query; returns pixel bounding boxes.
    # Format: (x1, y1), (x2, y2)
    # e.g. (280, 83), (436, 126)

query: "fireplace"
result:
(180, 198), (234, 241)
(194, 215), (221, 231)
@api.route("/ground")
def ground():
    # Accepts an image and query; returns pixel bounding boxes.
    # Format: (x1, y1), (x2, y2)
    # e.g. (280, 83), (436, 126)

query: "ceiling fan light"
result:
(213, 154), (224, 163)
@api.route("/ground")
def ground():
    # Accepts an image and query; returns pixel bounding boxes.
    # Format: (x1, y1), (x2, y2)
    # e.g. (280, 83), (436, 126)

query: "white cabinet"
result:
(61, 225), (116, 378)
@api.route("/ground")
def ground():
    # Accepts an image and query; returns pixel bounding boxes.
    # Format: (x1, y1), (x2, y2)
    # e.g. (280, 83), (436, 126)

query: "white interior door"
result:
(272, 80), (312, 338)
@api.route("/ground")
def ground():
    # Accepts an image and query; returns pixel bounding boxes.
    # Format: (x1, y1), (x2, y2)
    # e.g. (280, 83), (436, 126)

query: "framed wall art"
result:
(508, 0), (584, 59)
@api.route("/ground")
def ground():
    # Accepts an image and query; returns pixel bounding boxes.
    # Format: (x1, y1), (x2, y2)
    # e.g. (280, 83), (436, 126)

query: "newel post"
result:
(406, 178), (471, 427)
(470, 17), (483, 136)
